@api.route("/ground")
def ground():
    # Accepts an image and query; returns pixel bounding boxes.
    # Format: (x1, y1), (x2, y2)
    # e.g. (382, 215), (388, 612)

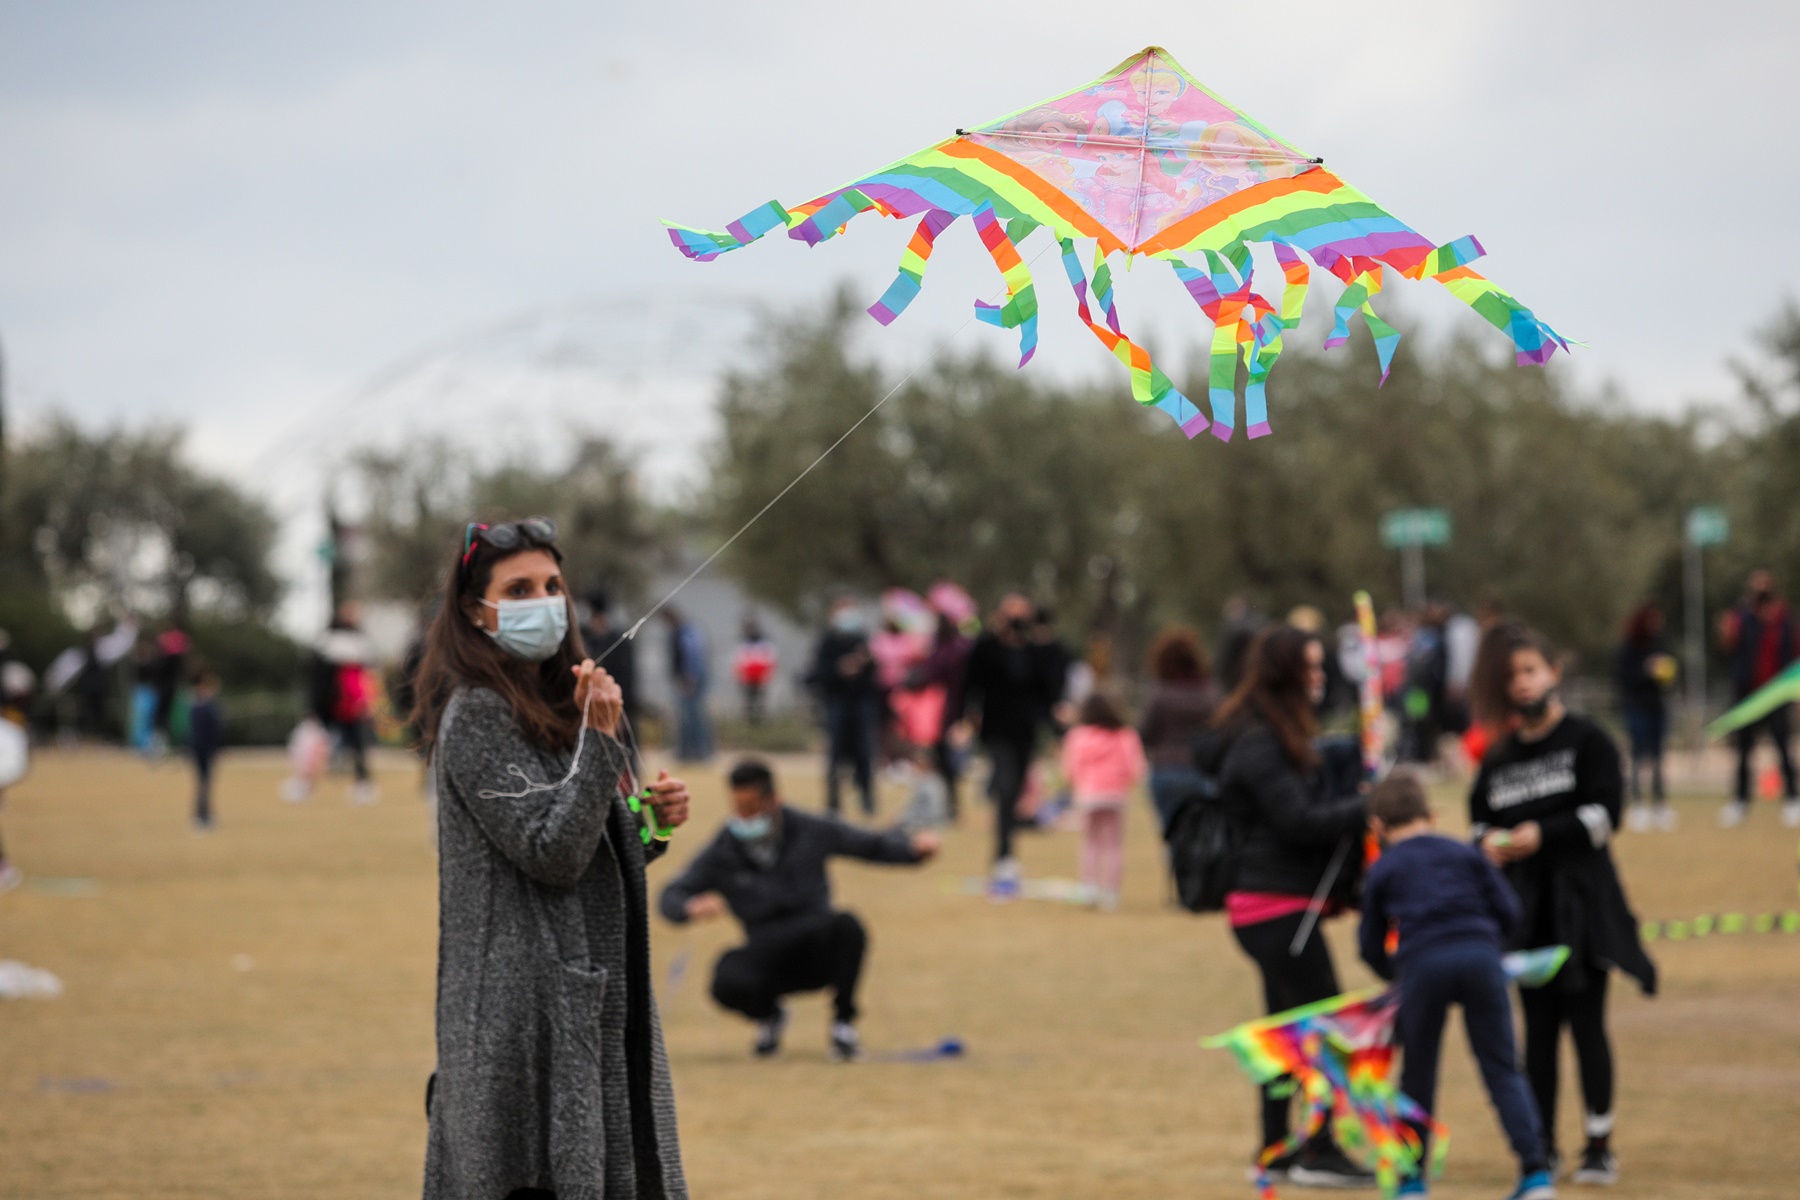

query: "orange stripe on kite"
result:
(1134, 169), (1344, 256)
(941, 140), (1122, 253)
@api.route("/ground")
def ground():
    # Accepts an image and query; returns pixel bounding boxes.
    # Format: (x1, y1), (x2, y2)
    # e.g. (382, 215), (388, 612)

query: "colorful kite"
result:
(1202, 947), (1569, 1199)
(667, 46), (1566, 442)
(1705, 660), (1800, 740)
(1204, 987), (1444, 1199)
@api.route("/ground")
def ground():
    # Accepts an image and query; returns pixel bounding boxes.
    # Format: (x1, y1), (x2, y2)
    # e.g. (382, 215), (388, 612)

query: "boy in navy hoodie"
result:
(1361, 772), (1553, 1200)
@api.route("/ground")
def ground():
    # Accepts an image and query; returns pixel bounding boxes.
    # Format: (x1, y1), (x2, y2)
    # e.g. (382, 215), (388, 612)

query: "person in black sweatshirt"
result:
(659, 759), (938, 1061)
(1468, 621), (1656, 1187)
(1361, 771), (1552, 1200)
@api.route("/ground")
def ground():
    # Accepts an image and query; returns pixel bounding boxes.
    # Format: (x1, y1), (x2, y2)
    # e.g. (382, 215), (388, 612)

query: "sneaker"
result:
(828, 1021), (863, 1062)
(1570, 1141), (1616, 1185)
(280, 777), (312, 803)
(752, 1006), (787, 1058)
(1287, 1144), (1378, 1189)
(1624, 805), (1653, 834)
(987, 857), (1022, 902)
(0, 862), (21, 893)
(1717, 801), (1748, 829)
(1395, 1174), (1428, 1196)
(351, 780), (380, 806)
(1653, 805), (1679, 832)
(1506, 1169), (1557, 1199)
(1783, 799), (1800, 829)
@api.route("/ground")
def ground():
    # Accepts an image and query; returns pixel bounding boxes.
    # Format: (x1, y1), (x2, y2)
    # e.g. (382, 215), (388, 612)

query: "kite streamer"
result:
(1706, 661), (1800, 740)
(1641, 911), (1800, 941)
(667, 46), (1565, 442)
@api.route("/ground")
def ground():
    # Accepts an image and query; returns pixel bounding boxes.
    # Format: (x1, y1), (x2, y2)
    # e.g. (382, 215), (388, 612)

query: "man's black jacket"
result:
(659, 807), (920, 935)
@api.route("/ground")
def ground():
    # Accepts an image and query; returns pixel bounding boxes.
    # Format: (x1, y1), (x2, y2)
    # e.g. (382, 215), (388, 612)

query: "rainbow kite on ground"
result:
(1202, 947), (1569, 1199)
(666, 46), (1566, 441)
(1204, 988), (1445, 1199)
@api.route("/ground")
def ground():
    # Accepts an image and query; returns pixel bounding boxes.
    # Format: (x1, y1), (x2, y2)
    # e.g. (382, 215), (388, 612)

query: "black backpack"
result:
(1162, 764), (1239, 914)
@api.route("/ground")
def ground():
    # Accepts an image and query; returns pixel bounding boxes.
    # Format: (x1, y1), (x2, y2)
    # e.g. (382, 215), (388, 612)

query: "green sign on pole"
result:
(1686, 506), (1729, 547)
(1381, 508), (1451, 549)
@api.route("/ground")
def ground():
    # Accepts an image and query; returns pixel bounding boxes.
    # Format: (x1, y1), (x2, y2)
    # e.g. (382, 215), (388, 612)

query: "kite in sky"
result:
(666, 46), (1566, 441)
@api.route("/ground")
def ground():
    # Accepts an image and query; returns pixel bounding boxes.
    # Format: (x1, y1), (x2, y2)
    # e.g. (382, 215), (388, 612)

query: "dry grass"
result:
(2, 747), (1798, 1198)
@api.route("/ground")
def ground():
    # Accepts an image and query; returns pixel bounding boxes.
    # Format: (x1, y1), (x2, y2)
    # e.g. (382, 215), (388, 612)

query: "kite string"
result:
(594, 238), (1059, 665)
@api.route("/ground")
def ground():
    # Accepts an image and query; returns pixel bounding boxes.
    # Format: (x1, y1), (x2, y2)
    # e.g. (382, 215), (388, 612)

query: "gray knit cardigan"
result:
(423, 686), (686, 1200)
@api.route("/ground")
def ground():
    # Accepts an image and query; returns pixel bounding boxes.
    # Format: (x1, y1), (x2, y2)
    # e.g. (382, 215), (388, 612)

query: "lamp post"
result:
(1684, 506), (1729, 752)
(1380, 508), (1451, 610)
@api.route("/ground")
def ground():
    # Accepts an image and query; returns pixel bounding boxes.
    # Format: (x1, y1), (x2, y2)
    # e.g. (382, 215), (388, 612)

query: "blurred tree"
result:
(710, 294), (1140, 616)
(347, 439), (467, 605)
(707, 295), (1720, 666)
(6, 418), (280, 623)
(350, 434), (659, 608)
(186, 614), (303, 694)
(1716, 302), (1800, 607)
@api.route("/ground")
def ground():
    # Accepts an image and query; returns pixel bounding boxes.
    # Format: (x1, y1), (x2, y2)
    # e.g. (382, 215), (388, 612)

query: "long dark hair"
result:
(1212, 625), (1320, 768)
(411, 526), (586, 756)
(1469, 619), (1553, 729)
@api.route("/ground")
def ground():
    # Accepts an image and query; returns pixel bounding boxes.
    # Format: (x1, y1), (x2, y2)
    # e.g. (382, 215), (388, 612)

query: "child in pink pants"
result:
(1060, 692), (1147, 910)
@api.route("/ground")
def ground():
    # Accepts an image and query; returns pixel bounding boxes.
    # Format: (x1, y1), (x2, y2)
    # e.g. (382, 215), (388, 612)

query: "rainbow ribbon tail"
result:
(1389, 234), (1569, 368)
(869, 209), (958, 325)
(1059, 238), (1207, 438)
(663, 200), (793, 262)
(970, 205), (1040, 366)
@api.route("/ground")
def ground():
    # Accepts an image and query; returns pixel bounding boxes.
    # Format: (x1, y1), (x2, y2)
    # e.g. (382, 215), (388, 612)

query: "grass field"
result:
(2, 746), (1798, 1198)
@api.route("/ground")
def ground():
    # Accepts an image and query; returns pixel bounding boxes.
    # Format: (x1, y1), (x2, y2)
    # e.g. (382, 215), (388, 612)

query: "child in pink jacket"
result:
(1060, 692), (1148, 910)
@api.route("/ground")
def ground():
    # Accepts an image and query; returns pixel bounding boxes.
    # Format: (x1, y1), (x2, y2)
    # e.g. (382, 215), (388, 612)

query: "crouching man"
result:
(658, 758), (938, 1061)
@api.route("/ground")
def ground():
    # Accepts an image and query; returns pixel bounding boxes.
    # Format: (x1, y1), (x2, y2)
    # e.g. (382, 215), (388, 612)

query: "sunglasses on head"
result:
(461, 517), (559, 567)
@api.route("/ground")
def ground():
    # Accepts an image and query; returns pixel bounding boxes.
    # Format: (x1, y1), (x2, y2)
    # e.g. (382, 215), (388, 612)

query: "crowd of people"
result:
(5, 505), (1798, 1199)
(678, 566), (1790, 1197)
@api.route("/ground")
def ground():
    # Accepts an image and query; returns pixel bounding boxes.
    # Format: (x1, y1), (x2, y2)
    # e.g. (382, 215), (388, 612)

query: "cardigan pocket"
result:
(546, 961), (610, 1193)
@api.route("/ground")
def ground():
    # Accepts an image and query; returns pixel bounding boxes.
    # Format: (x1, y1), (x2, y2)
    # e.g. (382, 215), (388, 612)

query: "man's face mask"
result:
(482, 596), (568, 662)
(830, 608), (864, 635)
(728, 814), (773, 841)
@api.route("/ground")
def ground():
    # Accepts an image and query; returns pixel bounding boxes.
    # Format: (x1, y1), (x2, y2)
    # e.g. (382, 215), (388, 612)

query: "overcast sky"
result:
(3, 1), (1795, 499)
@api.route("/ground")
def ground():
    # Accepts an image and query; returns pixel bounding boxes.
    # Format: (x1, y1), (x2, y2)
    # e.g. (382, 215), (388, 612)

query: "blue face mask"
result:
(482, 596), (568, 662)
(728, 814), (773, 841)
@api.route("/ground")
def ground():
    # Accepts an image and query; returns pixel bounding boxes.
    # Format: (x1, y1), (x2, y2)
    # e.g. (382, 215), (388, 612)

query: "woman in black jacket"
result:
(1469, 620), (1655, 1186)
(1207, 625), (1370, 1187)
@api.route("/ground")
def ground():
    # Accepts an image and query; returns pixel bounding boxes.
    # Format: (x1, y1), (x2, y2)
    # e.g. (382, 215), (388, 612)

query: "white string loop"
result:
(477, 687), (603, 800)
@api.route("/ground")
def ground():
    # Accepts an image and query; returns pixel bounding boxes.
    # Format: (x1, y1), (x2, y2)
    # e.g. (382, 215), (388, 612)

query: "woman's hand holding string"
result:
(572, 660), (624, 737)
